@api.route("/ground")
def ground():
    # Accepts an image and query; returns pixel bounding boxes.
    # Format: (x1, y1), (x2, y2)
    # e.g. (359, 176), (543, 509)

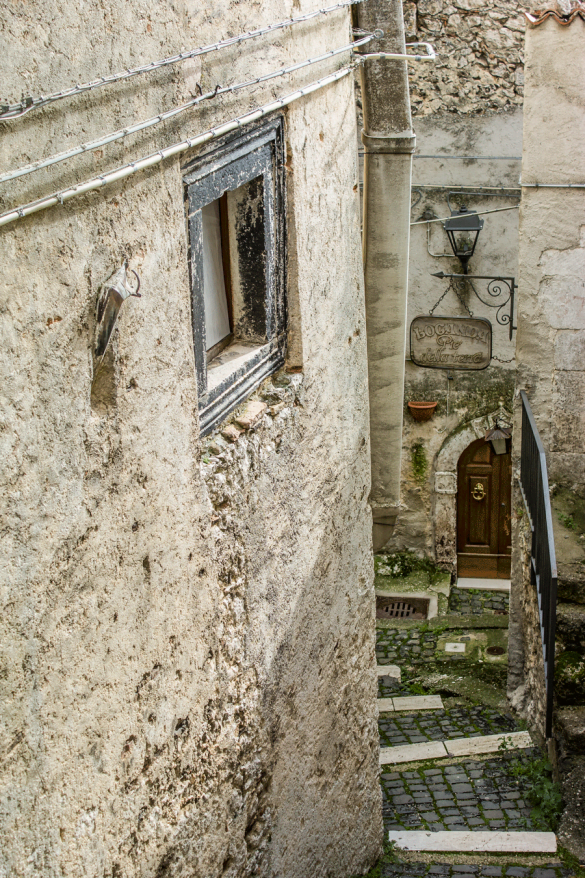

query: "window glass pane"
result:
(201, 200), (230, 351)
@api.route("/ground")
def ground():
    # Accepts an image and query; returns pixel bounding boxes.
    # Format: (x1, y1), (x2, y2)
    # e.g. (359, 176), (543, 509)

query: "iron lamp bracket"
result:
(431, 271), (517, 341)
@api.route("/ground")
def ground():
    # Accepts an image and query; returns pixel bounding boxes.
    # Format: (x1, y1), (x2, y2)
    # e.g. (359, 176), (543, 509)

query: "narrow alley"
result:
(1, 0), (584, 874)
(353, 552), (577, 878)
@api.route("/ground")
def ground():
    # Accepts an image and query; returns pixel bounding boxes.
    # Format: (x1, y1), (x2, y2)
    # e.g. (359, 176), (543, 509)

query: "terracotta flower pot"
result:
(408, 401), (437, 422)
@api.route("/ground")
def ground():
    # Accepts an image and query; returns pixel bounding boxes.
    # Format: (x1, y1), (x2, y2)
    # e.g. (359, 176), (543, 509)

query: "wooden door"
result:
(457, 437), (511, 578)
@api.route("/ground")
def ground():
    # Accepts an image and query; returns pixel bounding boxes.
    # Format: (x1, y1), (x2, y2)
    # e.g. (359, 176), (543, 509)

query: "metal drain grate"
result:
(486, 645), (506, 656)
(376, 596), (429, 620)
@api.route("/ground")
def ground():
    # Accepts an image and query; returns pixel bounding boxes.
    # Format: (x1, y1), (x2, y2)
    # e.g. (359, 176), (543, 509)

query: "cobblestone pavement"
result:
(366, 619), (564, 878)
(449, 588), (510, 616)
(380, 865), (571, 878)
(378, 706), (518, 748)
(376, 628), (438, 664)
(381, 752), (542, 833)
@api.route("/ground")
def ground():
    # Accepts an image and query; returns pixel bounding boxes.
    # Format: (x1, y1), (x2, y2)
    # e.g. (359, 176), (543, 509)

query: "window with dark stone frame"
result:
(184, 117), (287, 437)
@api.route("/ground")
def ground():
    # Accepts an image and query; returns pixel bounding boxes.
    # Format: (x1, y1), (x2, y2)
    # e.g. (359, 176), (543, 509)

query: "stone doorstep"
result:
(387, 830), (557, 853)
(456, 578), (511, 593)
(379, 731), (532, 765)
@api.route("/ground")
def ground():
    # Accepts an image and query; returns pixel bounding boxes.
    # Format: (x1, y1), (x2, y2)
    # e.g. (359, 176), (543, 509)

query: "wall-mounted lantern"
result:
(443, 207), (484, 275)
(485, 418), (512, 455)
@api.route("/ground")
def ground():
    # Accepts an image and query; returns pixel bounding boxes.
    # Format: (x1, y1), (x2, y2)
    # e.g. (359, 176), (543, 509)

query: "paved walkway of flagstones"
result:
(378, 706), (518, 748)
(381, 752), (541, 833)
(380, 866), (570, 877)
(448, 588), (510, 616)
(376, 628), (439, 664)
(359, 619), (567, 878)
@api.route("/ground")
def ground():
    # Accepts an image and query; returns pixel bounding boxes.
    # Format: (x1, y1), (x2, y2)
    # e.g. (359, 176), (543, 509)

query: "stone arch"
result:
(433, 404), (512, 576)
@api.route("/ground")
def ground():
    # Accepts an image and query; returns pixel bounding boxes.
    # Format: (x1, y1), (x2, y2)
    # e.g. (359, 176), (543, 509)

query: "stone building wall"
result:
(381, 0), (524, 567)
(507, 16), (585, 858)
(0, 3), (382, 877)
(404, 0), (524, 117)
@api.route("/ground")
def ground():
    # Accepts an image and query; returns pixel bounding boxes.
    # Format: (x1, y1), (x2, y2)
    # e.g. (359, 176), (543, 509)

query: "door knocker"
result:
(472, 482), (486, 501)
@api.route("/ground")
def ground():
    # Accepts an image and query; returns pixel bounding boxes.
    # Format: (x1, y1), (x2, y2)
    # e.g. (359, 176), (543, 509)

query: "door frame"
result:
(432, 406), (512, 577)
(456, 435), (512, 578)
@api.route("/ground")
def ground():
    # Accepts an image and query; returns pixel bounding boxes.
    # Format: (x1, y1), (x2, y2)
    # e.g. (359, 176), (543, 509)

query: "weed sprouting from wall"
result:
(411, 442), (427, 485)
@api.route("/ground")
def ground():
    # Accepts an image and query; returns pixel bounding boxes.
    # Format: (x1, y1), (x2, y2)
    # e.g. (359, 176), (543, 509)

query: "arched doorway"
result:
(457, 436), (511, 578)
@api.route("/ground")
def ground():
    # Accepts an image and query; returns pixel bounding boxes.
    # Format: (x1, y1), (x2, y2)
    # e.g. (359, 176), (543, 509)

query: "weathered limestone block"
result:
(554, 330), (585, 371)
(556, 603), (585, 652)
(551, 371), (585, 453)
(557, 756), (585, 862)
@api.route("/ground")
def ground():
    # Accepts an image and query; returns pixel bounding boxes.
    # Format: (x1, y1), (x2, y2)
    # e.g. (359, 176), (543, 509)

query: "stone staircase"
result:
(361, 666), (570, 877)
(364, 552), (582, 878)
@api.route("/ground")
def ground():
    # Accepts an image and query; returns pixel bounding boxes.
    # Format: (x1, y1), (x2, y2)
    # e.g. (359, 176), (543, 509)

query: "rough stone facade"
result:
(506, 14), (585, 857)
(405, 0), (524, 117)
(0, 3), (382, 876)
(507, 513), (547, 742)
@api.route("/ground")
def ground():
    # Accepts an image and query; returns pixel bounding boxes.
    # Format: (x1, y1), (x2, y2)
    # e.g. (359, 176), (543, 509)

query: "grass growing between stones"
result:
(500, 748), (562, 832)
(558, 846), (585, 878)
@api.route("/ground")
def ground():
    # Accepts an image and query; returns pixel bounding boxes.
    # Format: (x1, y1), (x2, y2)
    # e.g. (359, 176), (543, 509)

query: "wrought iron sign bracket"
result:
(431, 271), (517, 340)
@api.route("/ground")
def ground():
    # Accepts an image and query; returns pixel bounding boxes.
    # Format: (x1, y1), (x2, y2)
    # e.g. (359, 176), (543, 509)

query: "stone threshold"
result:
(379, 731), (532, 765)
(378, 695), (444, 712)
(456, 578), (511, 592)
(387, 830), (557, 853)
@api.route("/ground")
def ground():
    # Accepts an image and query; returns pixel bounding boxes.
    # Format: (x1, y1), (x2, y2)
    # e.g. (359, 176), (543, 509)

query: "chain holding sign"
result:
(410, 315), (492, 371)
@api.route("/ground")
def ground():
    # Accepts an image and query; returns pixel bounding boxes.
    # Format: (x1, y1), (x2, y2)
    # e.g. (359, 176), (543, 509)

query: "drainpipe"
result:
(357, 0), (415, 552)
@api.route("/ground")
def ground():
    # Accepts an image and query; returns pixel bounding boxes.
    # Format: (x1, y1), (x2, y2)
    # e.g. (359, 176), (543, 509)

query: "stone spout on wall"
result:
(357, 0), (415, 551)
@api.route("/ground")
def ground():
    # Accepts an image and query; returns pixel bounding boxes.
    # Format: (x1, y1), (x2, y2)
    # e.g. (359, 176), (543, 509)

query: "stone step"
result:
(378, 695), (444, 713)
(386, 830), (557, 853)
(379, 731), (532, 765)
(377, 664), (401, 680)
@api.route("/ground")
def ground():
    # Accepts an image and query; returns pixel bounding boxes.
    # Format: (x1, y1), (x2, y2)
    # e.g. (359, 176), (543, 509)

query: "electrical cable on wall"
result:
(0, 35), (376, 184)
(411, 185), (521, 194)
(0, 0), (366, 121)
(411, 204), (519, 226)
(0, 65), (356, 229)
(0, 44), (438, 228)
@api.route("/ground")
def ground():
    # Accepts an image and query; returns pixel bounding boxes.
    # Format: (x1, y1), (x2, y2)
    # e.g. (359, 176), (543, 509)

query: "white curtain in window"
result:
(201, 200), (230, 351)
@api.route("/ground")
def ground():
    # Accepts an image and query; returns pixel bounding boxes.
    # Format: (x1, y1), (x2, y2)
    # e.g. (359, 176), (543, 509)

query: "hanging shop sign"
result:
(410, 315), (492, 371)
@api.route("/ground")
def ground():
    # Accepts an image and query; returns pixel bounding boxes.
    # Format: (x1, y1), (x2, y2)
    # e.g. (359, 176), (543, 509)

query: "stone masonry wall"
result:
(507, 502), (547, 743)
(404, 0), (525, 116)
(0, 3), (381, 877)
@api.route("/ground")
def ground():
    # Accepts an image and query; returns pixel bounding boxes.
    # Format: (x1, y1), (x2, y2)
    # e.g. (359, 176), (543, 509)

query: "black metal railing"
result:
(519, 390), (558, 739)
